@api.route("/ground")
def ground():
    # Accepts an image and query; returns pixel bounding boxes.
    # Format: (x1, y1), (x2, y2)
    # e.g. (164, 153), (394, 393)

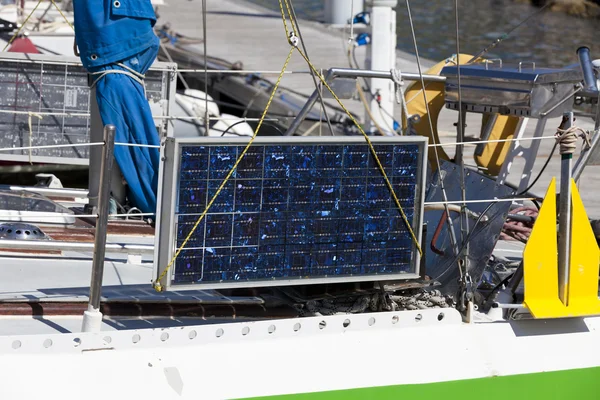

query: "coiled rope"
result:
(299, 289), (453, 316)
(555, 125), (591, 155)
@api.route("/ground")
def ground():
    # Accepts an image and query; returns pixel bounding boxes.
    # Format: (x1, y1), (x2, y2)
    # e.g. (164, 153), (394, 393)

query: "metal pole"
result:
(284, 70), (334, 136)
(475, 113), (498, 157)
(366, 0), (397, 132)
(283, 68), (445, 136)
(324, 0), (364, 25)
(577, 47), (598, 93)
(81, 125), (116, 333)
(558, 112), (573, 306)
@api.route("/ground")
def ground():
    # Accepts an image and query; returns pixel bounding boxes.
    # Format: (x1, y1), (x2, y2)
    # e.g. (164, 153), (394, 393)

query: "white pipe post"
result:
(366, 0), (397, 134)
(324, 0), (364, 25)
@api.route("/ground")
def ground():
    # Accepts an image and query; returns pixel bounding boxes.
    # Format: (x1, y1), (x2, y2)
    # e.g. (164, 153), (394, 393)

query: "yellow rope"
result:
(278, 0), (291, 39)
(2, 0), (43, 52)
(50, 0), (74, 30)
(282, 0), (298, 36)
(152, 47), (295, 291)
(27, 112), (42, 165)
(2, 0), (73, 52)
(279, 0), (422, 257)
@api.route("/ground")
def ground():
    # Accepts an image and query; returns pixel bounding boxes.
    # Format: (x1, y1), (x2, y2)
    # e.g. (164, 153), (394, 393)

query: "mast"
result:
(365, 0), (397, 135)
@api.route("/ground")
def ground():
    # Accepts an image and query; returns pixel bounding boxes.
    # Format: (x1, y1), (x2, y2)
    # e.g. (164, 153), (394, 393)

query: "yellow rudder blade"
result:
(523, 178), (564, 318)
(565, 179), (600, 315)
(523, 178), (600, 318)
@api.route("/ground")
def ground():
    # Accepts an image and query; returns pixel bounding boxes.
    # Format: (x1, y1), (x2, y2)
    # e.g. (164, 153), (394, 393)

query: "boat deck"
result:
(0, 0), (596, 337)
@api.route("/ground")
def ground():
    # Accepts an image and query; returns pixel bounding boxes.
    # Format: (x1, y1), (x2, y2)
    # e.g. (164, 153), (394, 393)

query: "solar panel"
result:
(0, 52), (175, 165)
(154, 136), (427, 290)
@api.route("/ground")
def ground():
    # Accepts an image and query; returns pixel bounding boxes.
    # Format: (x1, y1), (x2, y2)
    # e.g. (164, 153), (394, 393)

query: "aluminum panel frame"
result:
(154, 135), (428, 291)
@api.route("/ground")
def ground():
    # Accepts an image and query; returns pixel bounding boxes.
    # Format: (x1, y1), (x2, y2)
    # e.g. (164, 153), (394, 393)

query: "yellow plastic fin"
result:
(523, 178), (600, 319)
(523, 178), (564, 318)
(566, 179), (600, 315)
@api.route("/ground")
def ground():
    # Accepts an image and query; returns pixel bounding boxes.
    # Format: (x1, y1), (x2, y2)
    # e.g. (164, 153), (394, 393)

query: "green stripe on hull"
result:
(246, 366), (600, 399)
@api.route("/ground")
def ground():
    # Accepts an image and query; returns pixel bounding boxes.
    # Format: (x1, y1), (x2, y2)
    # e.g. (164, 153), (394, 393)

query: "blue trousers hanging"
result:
(90, 42), (160, 215)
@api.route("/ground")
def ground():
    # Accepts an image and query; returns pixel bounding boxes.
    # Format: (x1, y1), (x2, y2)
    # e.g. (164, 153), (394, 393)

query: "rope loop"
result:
(391, 68), (410, 130)
(555, 125), (591, 155)
(391, 68), (403, 103)
(27, 112), (43, 165)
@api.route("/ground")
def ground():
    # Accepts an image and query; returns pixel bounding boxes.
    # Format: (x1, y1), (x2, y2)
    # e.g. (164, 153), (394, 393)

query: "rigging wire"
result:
(404, 0), (459, 256)
(2, 0), (43, 51)
(467, 1), (553, 63)
(454, 0), (469, 280)
(202, 0), (209, 136)
(287, 0), (335, 136)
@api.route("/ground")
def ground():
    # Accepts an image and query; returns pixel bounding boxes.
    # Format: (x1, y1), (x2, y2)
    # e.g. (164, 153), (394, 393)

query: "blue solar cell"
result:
(169, 140), (423, 286)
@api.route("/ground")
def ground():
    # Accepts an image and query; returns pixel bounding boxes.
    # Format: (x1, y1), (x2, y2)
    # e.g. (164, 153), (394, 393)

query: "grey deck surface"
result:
(158, 0), (600, 217)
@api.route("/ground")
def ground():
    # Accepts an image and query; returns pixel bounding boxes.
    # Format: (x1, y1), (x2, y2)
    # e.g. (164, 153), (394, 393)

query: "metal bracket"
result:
(518, 61), (536, 72)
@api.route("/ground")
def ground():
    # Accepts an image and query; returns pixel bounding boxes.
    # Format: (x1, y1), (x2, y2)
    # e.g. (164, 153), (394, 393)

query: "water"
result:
(247, 0), (600, 67)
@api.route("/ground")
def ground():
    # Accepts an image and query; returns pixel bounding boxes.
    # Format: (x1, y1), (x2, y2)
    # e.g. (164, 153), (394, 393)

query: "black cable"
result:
(516, 142), (557, 197)
(219, 120), (284, 137)
(484, 271), (516, 303)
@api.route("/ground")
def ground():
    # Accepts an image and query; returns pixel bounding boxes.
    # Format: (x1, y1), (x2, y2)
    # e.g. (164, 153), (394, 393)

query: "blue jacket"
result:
(73, 0), (158, 70)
